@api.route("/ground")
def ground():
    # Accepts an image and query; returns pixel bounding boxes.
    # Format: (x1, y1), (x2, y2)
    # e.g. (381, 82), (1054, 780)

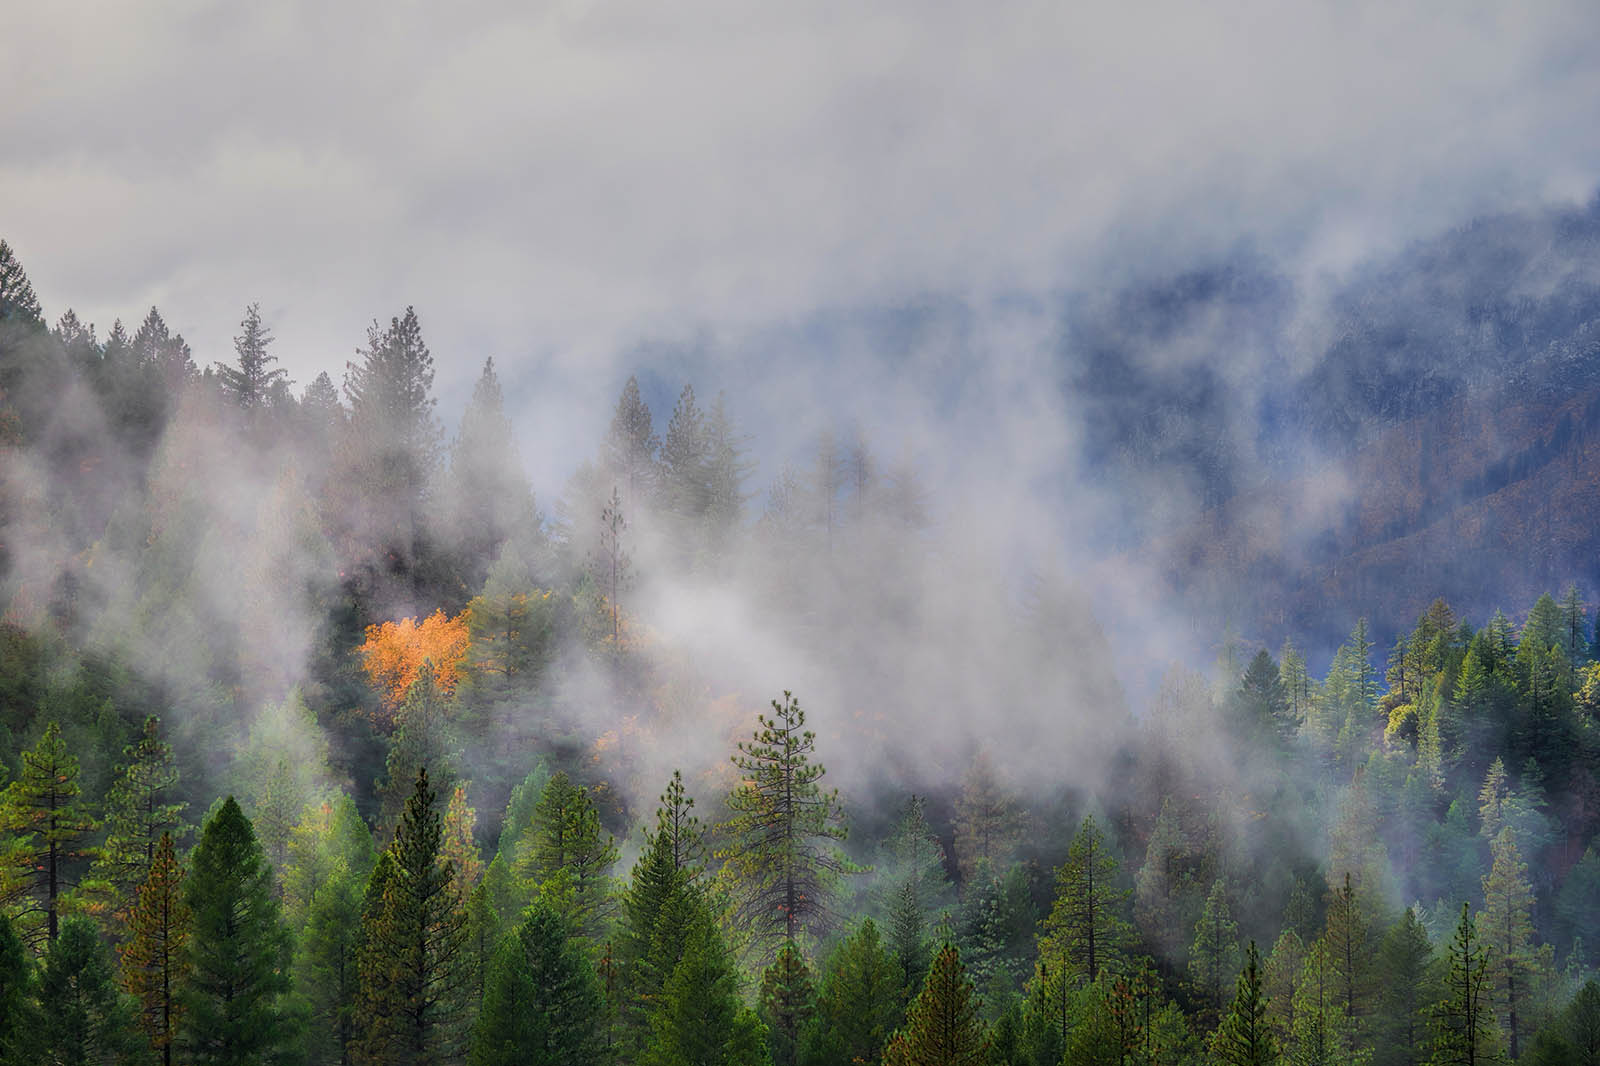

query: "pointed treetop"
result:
(0, 239), (42, 326)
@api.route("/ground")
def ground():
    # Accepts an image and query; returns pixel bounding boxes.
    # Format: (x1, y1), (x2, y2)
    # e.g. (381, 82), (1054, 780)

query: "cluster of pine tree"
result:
(3, 243), (1600, 1064)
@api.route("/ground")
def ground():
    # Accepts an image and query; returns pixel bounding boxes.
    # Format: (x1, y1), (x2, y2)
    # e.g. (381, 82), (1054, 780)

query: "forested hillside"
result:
(1, 231), (1599, 1066)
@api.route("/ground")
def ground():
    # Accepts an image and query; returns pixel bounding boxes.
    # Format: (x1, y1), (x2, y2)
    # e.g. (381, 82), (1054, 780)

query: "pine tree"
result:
(1430, 905), (1498, 1066)
(446, 356), (535, 587)
(514, 771), (617, 943)
(604, 375), (658, 514)
(0, 721), (96, 944)
(1236, 649), (1297, 745)
(1135, 797), (1193, 976)
(952, 750), (1020, 884)
(1212, 941), (1278, 1066)
(216, 303), (288, 410)
(1039, 815), (1133, 986)
(701, 391), (755, 559)
(179, 797), (295, 1066)
(720, 691), (850, 947)
(441, 786), (483, 907)
(0, 912), (36, 1066)
(1559, 586), (1589, 668)
(467, 901), (604, 1066)
(1189, 878), (1242, 1016)
(1480, 828), (1536, 1060)
(355, 767), (471, 1066)
(40, 916), (141, 1066)
(1323, 871), (1376, 1051)
(377, 666), (460, 833)
(806, 918), (901, 1066)
(657, 383), (708, 520)
(882, 943), (989, 1066)
(652, 769), (705, 881)
(760, 940), (816, 1066)
(643, 917), (766, 1066)
(301, 866), (365, 1066)
(120, 832), (189, 1066)
(1263, 929), (1305, 1049)
(0, 240), (42, 325)
(1374, 907), (1438, 1066)
(85, 715), (186, 935)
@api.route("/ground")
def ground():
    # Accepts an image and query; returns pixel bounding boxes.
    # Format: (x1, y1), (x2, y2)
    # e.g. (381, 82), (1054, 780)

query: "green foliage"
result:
(760, 941), (816, 1066)
(121, 832), (189, 1066)
(179, 797), (296, 1066)
(39, 916), (141, 1066)
(0, 912), (36, 1066)
(803, 918), (901, 1066)
(1429, 904), (1500, 1066)
(468, 901), (604, 1066)
(1188, 878), (1242, 1014)
(1373, 908), (1438, 1066)
(513, 771), (617, 944)
(1212, 941), (1279, 1066)
(952, 750), (1021, 884)
(83, 715), (186, 934)
(643, 916), (767, 1066)
(882, 943), (989, 1066)
(0, 720), (97, 944)
(720, 691), (849, 947)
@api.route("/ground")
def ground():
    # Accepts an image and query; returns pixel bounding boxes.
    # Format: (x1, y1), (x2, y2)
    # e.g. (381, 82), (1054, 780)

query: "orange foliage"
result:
(357, 608), (470, 720)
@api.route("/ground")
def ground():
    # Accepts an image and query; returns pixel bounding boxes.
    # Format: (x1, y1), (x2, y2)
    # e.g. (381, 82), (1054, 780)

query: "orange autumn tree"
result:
(356, 608), (470, 726)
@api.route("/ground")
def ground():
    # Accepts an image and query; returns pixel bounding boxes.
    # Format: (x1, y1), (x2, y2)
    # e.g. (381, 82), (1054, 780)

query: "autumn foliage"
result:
(357, 608), (470, 723)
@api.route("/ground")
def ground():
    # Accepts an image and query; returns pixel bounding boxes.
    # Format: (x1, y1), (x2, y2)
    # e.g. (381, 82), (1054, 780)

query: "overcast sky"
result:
(5, 0), (1600, 499)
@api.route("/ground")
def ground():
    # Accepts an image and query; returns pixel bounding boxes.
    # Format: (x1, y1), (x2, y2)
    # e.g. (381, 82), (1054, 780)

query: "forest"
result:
(0, 235), (1599, 1066)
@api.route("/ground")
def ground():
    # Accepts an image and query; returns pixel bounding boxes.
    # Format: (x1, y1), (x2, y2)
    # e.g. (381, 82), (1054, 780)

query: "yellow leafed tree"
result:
(357, 608), (470, 724)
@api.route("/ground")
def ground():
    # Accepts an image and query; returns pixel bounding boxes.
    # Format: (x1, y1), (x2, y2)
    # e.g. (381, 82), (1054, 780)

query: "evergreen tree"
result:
(652, 769), (706, 881)
(513, 771), (617, 943)
(1, 721), (96, 943)
(643, 917), (767, 1066)
(1135, 796), (1193, 976)
(658, 383), (709, 520)
(217, 303), (288, 411)
(0, 912), (36, 1066)
(760, 941), (816, 1066)
(1263, 929), (1305, 1050)
(1236, 649), (1298, 745)
(720, 691), (849, 947)
(0, 239), (42, 325)
(467, 901), (604, 1066)
(446, 356), (535, 587)
(441, 786), (482, 908)
(701, 391), (755, 558)
(1480, 828), (1536, 1060)
(120, 832), (189, 1066)
(804, 918), (900, 1066)
(1560, 586), (1589, 668)
(179, 797), (296, 1066)
(952, 750), (1020, 885)
(1374, 907), (1438, 1066)
(85, 715), (186, 934)
(604, 375), (658, 514)
(39, 916), (141, 1066)
(300, 868), (364, 1066)
(378, 667), (461, 832)
(1429, 905), (1498, 1066)
(355, 767), (470, 1066)
(1039, 814), (1133, 986)
(882, 943), (989, 1066)
(1212, 941), (1278, 1066)
(1322, 871), (1376, 1048)
(1188, 878), (1242, 1016)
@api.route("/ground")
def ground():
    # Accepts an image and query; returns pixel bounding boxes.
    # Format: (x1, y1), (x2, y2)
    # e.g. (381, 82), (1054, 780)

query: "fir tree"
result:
(301, 868), (364, 1066)
(720, 691), (850, 947)
(355, 767), (470, 1066)
(1430, 905), (1498, 1066)
(216, 303), (287, 411)
(1323, 870), (1376, 1047)
(604, 375), (658, 513)
(120, 832), (189, 1066)
(643, 917), (766, 1066)
(1135, 796), (1192, 977)
(882, 943), (989, 1066)
(85, 715), (186, 935)
(952, 750), (1020, 883)
(39, 916), (141, 1066)
(1212, 941), (1278, 1066)
(0, 721), (96, 943)
(179, 798), (295, 1066)
(805, 918), (901, 1066)
(760, 941), (816, 1066)
(377, 666), (460, 834)
(514, 771), (617, 943)
(1039, 814), (1133, 986)
(0, 912), (36, 1066)
(1189, 878), (1242, 1016)
(0, 239), (42, 325)
(1480, 828), (1536, 1060)
(467, 901), (604, 1066)
(1374, 908), (1438, 1066)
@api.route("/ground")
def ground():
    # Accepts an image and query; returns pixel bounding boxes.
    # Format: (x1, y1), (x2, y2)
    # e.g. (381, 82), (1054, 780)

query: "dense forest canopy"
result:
(2, 213), (1600, 1066)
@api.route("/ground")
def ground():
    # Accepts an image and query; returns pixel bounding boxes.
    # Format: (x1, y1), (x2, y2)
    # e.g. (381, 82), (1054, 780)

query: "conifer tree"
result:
(1374, 907), (1438, 1066)
(85, 715), (186, 934)
(1135, 797), (1193, 976)
(467, 901), (604, 1066)
(120, 832), (189, 1066)
(216, 303), (287, 411)
(604, 375), (658, 514)
(378, 666), (460, 833)
(1322, 871), (1376, 1048)
(643, 917), (766, 1066)
(658, 383), (708, 520)
(805, 918), (901, 1066)
(952, 750), (1020, 883)
(1559, 585), (1589, 668)
(0, 912), (35, 1066)
(720, 691), (849, 947)
(1480, 828), (1536, 1060)
(1263, 929), (1305, 1049)
(1039, 815), (1132, 986)
(882, 943), (989, 1066)
(1212, 941), (1278, 1066)
(514, 771), (617, 943)
(446, 356), (535, 585)
(179, 797), (295, 1066)
(1236, 649), (1297, 745)
(761, 941), (816, 1066)
(1189, 878), (1242, 1015)
(0, 240), (42, 325)
(0, 721), (96, 943)
(40, 916), (141, 1066)
(441, 786), (483, 907)
(301, 867), (365, 1066)
(1430, 905), (1498, 1066)
(355, 767), (470, 1066)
